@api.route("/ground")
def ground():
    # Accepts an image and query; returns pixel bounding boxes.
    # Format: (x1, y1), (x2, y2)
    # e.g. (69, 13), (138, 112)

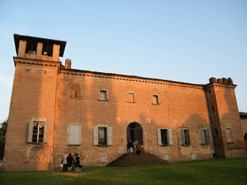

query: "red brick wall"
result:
(2, 62), (59, 171)
(53, 71), (214, 167)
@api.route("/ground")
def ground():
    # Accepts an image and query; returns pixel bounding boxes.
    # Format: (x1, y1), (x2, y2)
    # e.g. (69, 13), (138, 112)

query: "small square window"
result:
(153, 95), (159, 104)
(127, 92), (134, 103)
(99, 90), (107, 101)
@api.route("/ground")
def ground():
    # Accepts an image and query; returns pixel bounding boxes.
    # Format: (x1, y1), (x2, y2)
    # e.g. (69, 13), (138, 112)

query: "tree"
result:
(0, 118), (7, 160)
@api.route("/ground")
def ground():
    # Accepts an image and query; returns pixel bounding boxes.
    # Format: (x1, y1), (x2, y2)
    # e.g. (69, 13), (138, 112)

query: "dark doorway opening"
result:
(127, 123), (143, 147)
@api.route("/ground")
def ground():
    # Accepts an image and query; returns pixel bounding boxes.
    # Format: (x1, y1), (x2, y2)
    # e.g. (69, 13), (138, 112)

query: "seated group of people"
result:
(62, 153), (83, 172)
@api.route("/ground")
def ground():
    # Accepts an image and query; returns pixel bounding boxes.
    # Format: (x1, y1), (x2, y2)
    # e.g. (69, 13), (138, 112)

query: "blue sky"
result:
(0, 0), (246, 123)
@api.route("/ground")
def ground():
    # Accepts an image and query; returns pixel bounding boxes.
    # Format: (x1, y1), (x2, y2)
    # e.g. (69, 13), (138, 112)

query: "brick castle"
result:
(2, 34), (247, 171)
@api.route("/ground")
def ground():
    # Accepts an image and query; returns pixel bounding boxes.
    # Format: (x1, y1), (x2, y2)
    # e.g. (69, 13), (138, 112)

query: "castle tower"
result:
(2, 34), (66, 171)
(204, 77), (247, 158)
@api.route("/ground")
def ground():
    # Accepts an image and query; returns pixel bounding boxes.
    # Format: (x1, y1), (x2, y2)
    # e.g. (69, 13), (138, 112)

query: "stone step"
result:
(106, 153), (169, 167)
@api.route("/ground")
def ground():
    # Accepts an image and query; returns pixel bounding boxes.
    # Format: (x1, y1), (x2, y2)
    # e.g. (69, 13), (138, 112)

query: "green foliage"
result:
(0, 158), (247, 185)
(0, 119), (7, 144)
(0, 118), (7, 159)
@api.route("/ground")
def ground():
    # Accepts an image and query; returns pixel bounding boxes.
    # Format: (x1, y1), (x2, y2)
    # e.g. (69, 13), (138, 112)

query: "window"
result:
(99, 90), (107, 101)
(69, 125), (80, 145)
(157, 129), (173, 146)
(25, 41), (37, 54)
(27, 119), (49, 143)
(127, 92), (134, 103)
(181, 129), (190, 146)
(98, 127), (107, 145)
(200, 129), (211, 145)
(42, 42), (53, 56)
(152, 95), (159, 104)
(225, 128), (234, 143)
(93, 126), (113, 146)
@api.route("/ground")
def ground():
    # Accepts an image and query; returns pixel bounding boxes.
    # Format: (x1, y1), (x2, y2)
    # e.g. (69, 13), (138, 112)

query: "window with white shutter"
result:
(27, 119), (49, 144)
(181, 129), (190, 146)
(93, 126), (113, 146)
(200, 129), (211, 145)
(157, 129), (173, 146)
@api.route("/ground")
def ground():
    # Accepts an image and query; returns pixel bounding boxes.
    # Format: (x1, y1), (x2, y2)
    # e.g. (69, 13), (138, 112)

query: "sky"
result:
(0, 0), (246, 123)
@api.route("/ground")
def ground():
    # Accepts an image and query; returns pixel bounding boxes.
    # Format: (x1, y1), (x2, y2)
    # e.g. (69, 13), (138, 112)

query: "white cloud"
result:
(0, 73), (13, 90)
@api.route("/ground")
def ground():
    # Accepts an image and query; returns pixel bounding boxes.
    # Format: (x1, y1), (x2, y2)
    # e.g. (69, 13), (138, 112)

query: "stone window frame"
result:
(152, 94), (160, 105)
(68, 124), (81, 146)
(126, 91), (135, 103)
(199, 128), (211, 145)
(98, 89), (109, 102)
(180, 128), (190, 146)
(27, 118), (49, 144)
(157, 128), (173, 146)
(225, 127), (234, 144)
(93, 124), (113, 146)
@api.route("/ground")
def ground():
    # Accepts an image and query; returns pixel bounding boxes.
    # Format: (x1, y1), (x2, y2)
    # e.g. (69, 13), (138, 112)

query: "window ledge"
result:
(181, 144), (190, 147)
(127, 101), (136, 103)
(27, 142), (45, 145)
(97, 145), (108, 147)
(98, 99), (109, 102)
(68, 144), (80, 146)
(152, 103), (161, 105)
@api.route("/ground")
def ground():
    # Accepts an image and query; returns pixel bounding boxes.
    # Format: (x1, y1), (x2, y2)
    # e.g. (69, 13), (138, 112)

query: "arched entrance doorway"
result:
(127, 123), (143, 147)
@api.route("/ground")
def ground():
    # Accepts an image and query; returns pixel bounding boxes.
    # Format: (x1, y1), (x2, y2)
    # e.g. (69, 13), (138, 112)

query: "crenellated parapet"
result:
(209, 77), (233, 85)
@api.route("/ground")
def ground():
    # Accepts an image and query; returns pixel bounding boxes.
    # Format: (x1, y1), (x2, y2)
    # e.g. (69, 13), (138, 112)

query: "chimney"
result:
(65, 59), (71, 69)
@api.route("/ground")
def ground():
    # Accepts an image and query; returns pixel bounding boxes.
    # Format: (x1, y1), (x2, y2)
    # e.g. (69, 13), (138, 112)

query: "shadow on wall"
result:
(54, 69), (119, 167)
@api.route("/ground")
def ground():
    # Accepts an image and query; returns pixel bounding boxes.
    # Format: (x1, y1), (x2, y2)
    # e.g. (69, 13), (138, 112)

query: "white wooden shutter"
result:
(27, 121), (33, 142)
(200, 129), (206, 144)
(69, 126), (80, 145)
(107, 127), (113, 145)
(187, 130), (191, 145)
(93, 127), (98, 145)
(168, 129), (173, 146)
(75, 126), (80, 145)
(43, 122), (49, 143)
(206, 129), (211, 144)
(181, 129), (185, 145)
(69, 126), (75, 145)
(157, 129), (162, 145)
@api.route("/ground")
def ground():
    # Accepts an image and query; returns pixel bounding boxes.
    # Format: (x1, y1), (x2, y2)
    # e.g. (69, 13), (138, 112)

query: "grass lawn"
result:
(0, 158), (247, 185)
